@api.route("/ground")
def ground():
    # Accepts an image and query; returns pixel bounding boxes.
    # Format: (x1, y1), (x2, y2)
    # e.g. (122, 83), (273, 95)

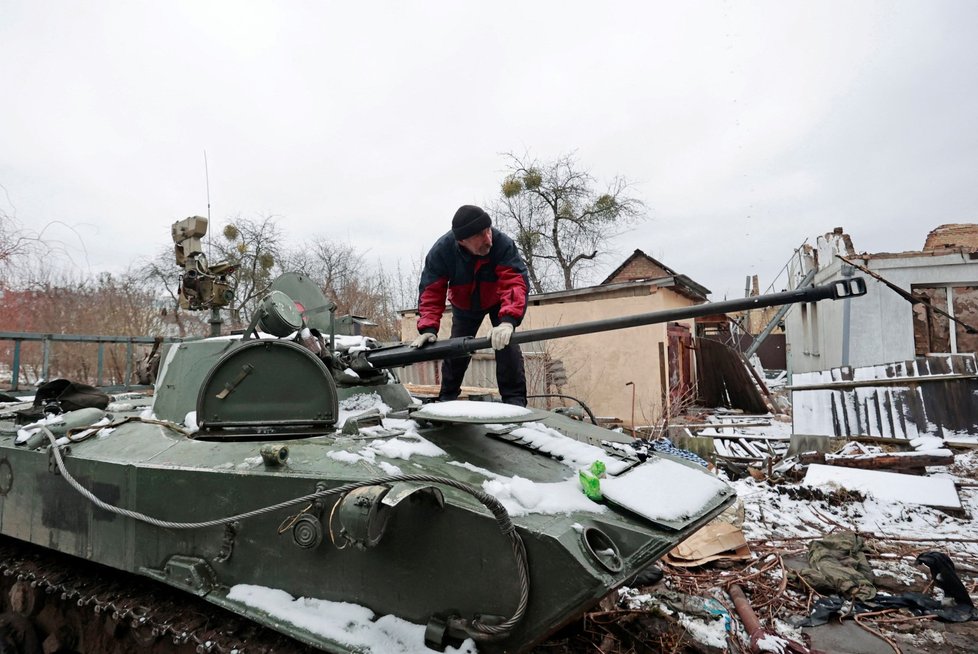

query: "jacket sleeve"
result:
(494, 239), (529, 326)
(417, 248), (449, 334)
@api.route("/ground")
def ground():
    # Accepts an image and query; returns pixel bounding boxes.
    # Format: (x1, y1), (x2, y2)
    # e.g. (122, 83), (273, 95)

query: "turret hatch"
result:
(196, 339), (338, 438)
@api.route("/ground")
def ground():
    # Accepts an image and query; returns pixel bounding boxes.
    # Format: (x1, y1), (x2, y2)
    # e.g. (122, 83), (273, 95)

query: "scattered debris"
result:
(802, 464), (963, 512)
(798, 448), (954, 473)
(696, 338), (772, 414)
(666, 521), (752, 568)
(533, 399), (978, 654)
(729, 583), (810, 653)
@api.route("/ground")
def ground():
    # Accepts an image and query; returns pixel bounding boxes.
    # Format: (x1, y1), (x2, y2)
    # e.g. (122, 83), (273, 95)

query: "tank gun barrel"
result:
(364, 277), (867, 369)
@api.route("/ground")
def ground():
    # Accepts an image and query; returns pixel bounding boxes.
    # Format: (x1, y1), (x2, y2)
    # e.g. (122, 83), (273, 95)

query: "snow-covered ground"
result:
(612, 406), (978, 654)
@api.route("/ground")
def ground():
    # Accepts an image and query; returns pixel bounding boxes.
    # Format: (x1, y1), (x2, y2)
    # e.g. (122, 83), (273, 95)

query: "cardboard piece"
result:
(665, 521), (752, 567)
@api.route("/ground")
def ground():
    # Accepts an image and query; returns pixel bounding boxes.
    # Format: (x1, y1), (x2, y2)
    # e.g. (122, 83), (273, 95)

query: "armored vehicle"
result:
(0, 220), (867, 653)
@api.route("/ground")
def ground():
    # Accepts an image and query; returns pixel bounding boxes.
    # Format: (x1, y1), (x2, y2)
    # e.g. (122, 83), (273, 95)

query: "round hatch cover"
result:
(258, 291), (303, 337)
(197, 339), (338, 432)
(270, 272), (336, 333)
(410, 400), (546, 424)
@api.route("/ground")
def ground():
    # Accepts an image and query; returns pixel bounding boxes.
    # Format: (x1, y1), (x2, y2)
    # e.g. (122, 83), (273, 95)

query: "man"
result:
(412, 205), (530, 406)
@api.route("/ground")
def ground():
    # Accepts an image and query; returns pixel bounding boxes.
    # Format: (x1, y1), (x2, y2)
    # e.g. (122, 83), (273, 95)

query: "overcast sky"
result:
(1, 1), (976, 302)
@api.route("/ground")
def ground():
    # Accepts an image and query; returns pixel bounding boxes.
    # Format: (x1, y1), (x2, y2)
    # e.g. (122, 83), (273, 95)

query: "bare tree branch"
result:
(491, 151), (647, 291)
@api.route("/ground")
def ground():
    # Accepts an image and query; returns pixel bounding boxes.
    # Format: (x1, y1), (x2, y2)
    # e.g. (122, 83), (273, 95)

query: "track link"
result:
(0, 537), (318, 653)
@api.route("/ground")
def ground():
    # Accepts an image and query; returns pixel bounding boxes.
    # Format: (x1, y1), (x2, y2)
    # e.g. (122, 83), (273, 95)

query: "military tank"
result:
(0, 218), (868, 653)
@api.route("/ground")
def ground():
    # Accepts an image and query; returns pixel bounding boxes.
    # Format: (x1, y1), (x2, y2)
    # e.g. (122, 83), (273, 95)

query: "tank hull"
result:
(1, 397), (733, 653)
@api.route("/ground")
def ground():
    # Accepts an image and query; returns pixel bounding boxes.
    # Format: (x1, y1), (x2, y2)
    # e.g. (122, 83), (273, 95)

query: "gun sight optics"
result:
(172, 216), (235, 310)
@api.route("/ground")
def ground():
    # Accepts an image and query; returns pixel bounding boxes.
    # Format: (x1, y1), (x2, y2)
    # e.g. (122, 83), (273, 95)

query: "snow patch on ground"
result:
(803, 463), (961, 509)
(618, 587), (727, 650)
(756, 633), (789, 653)
(734, 451), (978, 547)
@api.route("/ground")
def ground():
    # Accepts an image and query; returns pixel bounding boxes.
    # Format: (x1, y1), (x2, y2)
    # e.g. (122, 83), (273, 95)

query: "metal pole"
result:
(728, 583), (811, 653)
(329, 307), (336, 351)
(625, 381), (635, 435)
(11, 340), (20, 391)
(42, 337), (51, 383)
(96, 343), (104, 387)
(124, 339), (133, 390)
(745, 269), (816, 359)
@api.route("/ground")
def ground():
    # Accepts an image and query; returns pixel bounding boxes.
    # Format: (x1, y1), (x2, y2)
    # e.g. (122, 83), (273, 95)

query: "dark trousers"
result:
(438, 306), (527, 406)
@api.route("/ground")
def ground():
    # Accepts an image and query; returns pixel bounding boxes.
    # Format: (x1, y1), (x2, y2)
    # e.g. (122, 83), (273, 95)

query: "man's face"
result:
(458, 227), (492, 256)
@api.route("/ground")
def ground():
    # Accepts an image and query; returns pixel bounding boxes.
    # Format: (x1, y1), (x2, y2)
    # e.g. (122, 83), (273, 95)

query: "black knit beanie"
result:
(451, 205), (492, 240)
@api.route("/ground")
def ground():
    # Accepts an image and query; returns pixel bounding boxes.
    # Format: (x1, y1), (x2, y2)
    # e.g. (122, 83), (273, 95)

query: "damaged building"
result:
(786, 224), (978, 441)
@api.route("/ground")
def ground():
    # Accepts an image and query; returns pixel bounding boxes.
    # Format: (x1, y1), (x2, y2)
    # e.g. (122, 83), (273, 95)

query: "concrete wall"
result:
(786, 244), (978, 374)
(400, 284), (699, 428)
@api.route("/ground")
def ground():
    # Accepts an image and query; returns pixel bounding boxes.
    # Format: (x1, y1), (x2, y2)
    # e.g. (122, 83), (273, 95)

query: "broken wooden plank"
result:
(787, 373), (977, 391)
(688, 432), (791, 442)
(680, 421), (772, 430)
(799, 449), (954, 471)
(736, 438), (765, 459)
(944, 435), (978, 449)
(793, 432), (965, 447)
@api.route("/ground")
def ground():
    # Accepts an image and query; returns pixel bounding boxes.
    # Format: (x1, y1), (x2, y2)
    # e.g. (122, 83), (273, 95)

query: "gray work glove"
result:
(489, 323), (514, 350)
(410, 332), (437, 348)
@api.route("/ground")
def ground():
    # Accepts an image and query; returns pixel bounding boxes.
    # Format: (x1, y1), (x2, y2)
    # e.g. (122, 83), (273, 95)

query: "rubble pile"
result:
(536, 408), (978, 654)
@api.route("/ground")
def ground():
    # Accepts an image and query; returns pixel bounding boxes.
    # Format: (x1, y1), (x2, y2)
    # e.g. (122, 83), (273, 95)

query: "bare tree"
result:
(210, 215), (284, 328)
(0, 213), (33, 274)
(284, 238), (409, 342)
(3, 267), (167, 385)
(1, 185), (101, 287)
(493, 152), (646, 292)
(284, 237), (366, 307)
(0, 210), (59, 285)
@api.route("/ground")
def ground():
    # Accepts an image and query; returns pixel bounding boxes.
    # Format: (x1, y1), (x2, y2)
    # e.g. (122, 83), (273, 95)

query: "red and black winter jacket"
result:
(417, 228), (529, 334)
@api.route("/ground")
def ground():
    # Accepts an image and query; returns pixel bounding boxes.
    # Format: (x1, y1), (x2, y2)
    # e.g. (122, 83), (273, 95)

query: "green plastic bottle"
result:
(579, 460), (606, 501)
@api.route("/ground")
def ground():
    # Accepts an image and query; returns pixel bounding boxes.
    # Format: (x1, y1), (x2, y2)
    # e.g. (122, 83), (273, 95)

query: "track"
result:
(0, 536), (316, 654)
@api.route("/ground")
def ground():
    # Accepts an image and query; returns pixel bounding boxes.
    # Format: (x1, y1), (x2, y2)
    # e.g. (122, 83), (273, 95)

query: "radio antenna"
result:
(203, 149), (212, 258)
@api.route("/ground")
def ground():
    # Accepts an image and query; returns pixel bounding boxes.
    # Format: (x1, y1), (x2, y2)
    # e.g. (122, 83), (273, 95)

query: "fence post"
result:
(42, 337), (51, 384)
(11, 341), (21, 391)
(125, 339), (133, 391)
(96, 343), (104, 387)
